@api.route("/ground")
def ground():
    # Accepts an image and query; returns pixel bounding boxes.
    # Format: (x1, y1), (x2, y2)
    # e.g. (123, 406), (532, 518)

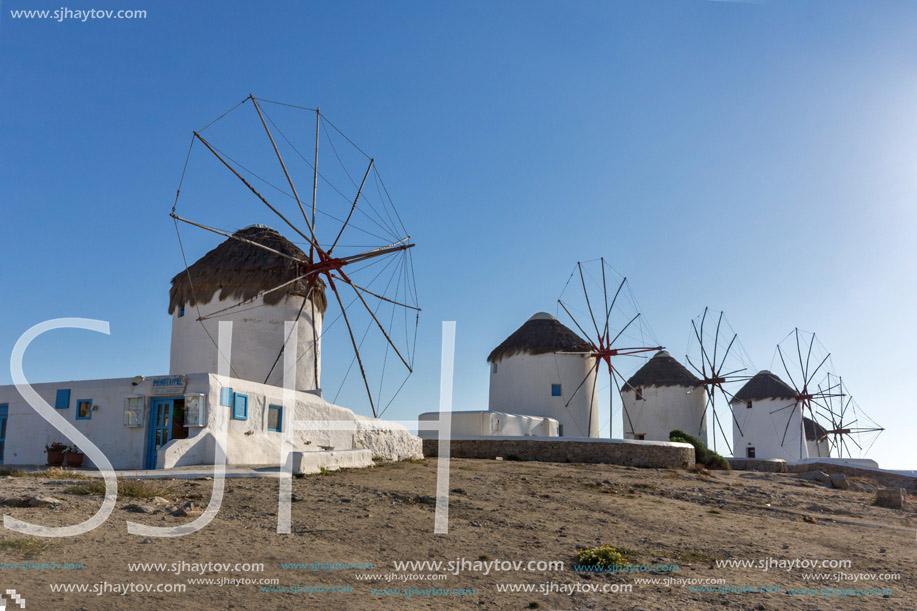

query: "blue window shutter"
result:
(233, 393), (248, 420)
(267, 405), (282, 432)
(55, 389), (71, 410)
(220, 387), (234, 407)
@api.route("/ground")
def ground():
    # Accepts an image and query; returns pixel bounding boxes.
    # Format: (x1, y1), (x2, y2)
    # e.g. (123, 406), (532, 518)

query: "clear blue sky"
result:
(1, 1), (914, 468)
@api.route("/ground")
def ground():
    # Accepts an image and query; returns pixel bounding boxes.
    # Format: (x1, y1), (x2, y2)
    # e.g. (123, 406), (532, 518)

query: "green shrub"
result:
(669, 430), (731, 471)
(575, 545), (629, 568)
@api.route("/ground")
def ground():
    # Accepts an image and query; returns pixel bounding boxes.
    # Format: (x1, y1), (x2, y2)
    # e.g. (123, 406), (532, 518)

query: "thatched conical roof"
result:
(168, 225), (327, 315)
(487, 312), (592, 363)
(624, 350), (702, 389)
(732, 370), (797, 403)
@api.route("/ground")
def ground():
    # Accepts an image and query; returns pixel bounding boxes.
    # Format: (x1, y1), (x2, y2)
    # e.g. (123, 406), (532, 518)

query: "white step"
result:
(288, 449), (374, 475)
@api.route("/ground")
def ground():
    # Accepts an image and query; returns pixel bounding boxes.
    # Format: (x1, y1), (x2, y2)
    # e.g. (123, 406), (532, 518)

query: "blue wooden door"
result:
(146, 398), (173, 469)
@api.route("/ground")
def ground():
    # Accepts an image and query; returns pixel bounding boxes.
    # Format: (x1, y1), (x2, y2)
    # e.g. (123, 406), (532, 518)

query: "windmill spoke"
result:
(795, 328), (806, 385)
(685, 354), (705, 377)
(803, 329), (815, 384)
(251, 96), (315, 235)
(769, 401), (797, 416)
(197, 273), (315, 321)
(600, 258), (609, 341)
(611, 368), (637, 441)
(558, 300), (598, 351)
(604, 277), (627, 341)
(696, 390), (713, 445)
(341, 276), (421, 311)
(586, 364), (598, 437)
(311, 108), (320, 259)
(712, 311), (723, 375)
(170, 214), (308, 265)
(310, 297), (319, 390)
(565, 363), (599, 409)
(710, 384), (745, 438)
(329, 280), (377, 417)
(779, 402), (797, 447)
(578, 262), (602, 340)
(609, 313), (641, 348)
(193, 132), (315, 246)
(329, 159), (374, 254)
(710, 403), (733, 456)
(340, 242), (414, 266)
(263, 286), (313, 384)
(692, 319), (714, 377)
(342, 277), (412, 373)
(805, 353), (831, 387)
(718, 333), (738, 376)
(776, 346), (800, 391)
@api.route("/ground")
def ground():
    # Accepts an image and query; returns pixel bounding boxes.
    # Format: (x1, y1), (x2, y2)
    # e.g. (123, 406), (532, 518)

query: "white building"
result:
(804, 416), (830, 458)
(169, 225), (323, 393)
(416, 411), (559, 439)
(0, 226), (420, 469)
(620, 350), (707, 444)
(730, 370), (806, 461)
(486, 312), (598, 437)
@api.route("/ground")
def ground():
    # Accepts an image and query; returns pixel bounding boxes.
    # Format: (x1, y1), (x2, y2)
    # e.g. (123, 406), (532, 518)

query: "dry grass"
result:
(0, 538), (52, 559)
(65, 479), (175, 499)
(0, 468), (89, 480)
(674, 550), (718, 564)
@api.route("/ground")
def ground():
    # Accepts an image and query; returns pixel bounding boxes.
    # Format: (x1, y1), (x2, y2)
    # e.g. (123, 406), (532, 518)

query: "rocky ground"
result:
(0, 459), (914, 610)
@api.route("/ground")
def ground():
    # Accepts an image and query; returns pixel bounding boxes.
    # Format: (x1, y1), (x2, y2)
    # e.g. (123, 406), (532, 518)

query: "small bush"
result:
(119, 479), (174, 499)
(575, 545), (629, 568)
(670, 430), (731, 471)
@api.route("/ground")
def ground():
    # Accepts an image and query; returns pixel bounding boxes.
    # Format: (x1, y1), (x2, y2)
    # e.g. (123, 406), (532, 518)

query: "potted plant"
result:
(63, 445), (85, 468)
(45, 442), (67, 467)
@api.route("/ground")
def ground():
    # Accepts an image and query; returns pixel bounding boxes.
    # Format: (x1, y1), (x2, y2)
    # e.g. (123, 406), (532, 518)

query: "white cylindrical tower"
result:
(620, 350), (707, 443)
(730, 371), (806, 461)
(487, 312), (598, 438)
(168, 225), (326, 393)
(804, 416), (830, 458)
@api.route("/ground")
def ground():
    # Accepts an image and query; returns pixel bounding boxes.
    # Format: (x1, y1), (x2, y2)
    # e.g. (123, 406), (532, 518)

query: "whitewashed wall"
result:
(731, 398), (808, 461)
(620, 385), (707, 444)
(0, 372), (420, 470)
(488, 353), (598, 438)
(806, 437), (830, 459)
(0, 376), (208, 469)
(170, 294), (322, 393)
(416, 410), (559, 439)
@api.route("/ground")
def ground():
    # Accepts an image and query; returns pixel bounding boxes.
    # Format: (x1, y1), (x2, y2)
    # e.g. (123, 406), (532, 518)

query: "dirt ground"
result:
(0, 458), (914, 610)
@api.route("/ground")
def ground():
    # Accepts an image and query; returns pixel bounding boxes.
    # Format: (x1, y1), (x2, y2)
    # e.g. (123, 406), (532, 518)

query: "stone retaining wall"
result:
(728, 458), (788, 473)
(422, 437), (694, 469)
(786, 462), (917, 493)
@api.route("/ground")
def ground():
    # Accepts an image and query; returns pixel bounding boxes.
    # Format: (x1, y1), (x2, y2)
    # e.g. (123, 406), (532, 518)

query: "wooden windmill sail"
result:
(170, 95), (420, 417)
